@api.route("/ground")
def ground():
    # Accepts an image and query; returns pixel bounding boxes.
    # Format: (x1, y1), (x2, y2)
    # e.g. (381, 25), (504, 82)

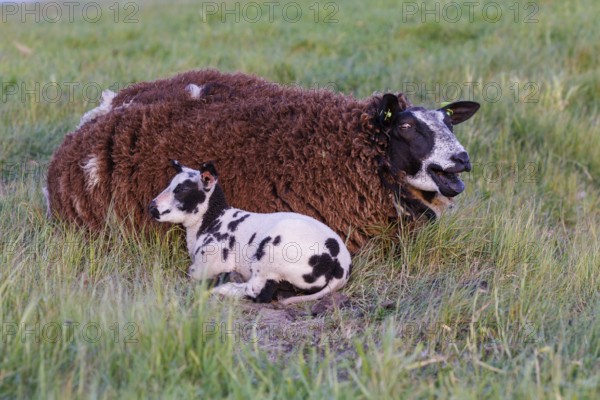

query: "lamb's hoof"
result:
(211, 282), (246, 298)
(215, 272), (232, 286)
(211, 272), (245, 288)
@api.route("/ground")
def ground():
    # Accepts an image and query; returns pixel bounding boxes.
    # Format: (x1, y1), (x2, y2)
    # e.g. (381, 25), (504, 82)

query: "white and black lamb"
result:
(149, 160), (352, 304)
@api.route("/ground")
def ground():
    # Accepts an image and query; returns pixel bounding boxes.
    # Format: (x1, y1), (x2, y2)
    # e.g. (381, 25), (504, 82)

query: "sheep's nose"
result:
(451, 151), (472, 172)
(148, 201), (160, 219)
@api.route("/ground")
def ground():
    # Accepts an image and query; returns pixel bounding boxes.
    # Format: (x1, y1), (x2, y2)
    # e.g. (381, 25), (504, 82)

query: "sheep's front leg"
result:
(211, 282), (247, 298)
(188, 261), (228, 281)
(211, 277), (276, 303)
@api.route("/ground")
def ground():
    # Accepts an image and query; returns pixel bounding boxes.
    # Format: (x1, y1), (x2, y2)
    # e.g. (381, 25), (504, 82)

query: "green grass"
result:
(1, 0), (599, 398)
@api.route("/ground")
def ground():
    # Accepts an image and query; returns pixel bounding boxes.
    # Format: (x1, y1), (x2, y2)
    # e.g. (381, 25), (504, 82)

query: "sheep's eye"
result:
(400, 123), (412, 129)
(173, 185), (184, 194)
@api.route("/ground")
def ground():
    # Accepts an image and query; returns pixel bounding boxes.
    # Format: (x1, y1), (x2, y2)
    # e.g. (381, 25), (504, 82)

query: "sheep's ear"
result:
(395, 92), (413, 109)
(377, 93), (400, 129)
(439, 101), (480, 125)
(200, 170), (217, 189)
(199, 162), (218, 189)
(170, 160), (183, 173)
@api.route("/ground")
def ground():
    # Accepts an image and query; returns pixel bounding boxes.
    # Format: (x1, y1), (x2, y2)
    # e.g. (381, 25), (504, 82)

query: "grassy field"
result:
(1, 0), (599, 398)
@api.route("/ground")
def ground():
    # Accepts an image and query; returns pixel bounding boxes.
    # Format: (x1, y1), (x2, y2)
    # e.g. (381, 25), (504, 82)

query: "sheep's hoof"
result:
(211, 282), (246, 298)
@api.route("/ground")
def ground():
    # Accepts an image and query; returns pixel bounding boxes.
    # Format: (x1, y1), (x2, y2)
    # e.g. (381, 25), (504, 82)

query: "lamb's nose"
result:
(148, 201), (160, 219)
(451, 151), (471, 172)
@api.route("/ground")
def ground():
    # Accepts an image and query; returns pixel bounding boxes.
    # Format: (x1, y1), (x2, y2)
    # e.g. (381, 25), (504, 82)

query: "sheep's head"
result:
(375, 94), (480, 213)
(148, 160), (219, 227)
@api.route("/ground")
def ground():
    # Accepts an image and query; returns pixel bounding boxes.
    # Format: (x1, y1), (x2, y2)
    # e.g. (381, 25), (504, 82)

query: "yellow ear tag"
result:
(446, 109), (453, 116)
(384, 109), (392, 121)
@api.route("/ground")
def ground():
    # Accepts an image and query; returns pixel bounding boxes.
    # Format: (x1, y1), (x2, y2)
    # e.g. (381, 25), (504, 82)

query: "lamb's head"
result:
(376, 93), (479, 201)
(148, 160), (219, 226)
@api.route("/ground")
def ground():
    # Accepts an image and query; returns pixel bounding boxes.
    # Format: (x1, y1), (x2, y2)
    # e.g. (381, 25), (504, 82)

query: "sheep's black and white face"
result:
(149, 160), (218, 226)
(378, 94), (480, 198)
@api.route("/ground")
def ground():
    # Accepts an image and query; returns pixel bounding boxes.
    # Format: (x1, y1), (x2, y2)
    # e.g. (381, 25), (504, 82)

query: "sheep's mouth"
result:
(428, 164), (466, 197)
(149, 208), (160, 220)
(149, 204), (169, 220)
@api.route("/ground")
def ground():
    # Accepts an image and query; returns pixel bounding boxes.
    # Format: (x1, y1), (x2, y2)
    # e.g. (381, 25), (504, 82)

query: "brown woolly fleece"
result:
(47, 69), (441, 252)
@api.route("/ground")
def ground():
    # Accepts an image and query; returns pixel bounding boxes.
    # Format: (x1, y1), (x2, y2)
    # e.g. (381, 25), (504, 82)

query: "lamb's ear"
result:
(170, 160), (183, 173)
(199, 162), (218, 189)
(439, 101), (480, 125)
(377, 93), (400, 129)
(200, 170), (217, 189)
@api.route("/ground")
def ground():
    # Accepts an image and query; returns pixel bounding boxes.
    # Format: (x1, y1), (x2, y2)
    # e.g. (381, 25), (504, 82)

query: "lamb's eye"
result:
(400, 123), (411, 129)
(173, 185), (184, 194)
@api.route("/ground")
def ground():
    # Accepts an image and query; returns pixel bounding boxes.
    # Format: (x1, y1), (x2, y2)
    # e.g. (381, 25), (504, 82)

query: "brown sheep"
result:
(46, 69), (480, 252)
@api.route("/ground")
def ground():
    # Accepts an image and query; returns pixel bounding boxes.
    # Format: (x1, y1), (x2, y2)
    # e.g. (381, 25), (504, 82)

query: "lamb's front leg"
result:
(188, 260), (228, 281)
(211, 276), (277, 303)
(210, 282), (247, 298)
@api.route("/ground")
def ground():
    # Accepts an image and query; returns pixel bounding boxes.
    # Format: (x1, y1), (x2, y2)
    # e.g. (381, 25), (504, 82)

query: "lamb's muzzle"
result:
(148, 201), (160, 220)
